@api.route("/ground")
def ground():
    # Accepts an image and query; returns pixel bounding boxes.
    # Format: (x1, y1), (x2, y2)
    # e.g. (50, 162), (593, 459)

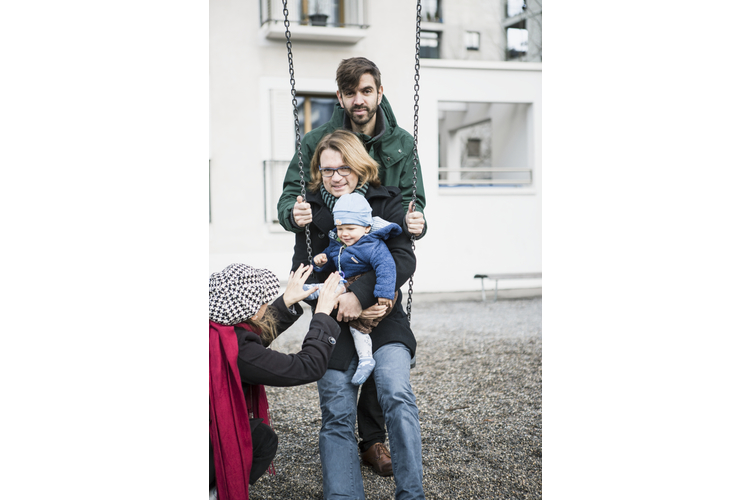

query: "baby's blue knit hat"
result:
(333, 193), (373, 227)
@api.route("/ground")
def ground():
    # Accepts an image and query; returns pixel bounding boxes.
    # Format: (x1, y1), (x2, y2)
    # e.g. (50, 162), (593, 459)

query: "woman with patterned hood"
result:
(209, 263), (343, 500)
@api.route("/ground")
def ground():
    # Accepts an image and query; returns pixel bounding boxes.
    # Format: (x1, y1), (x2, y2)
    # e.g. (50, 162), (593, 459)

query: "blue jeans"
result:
(317, 342), (424, 500)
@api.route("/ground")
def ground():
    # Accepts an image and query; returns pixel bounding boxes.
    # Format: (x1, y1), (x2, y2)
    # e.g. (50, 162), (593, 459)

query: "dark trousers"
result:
(357, 375), (386, 452)
(209, 420), (279, 489)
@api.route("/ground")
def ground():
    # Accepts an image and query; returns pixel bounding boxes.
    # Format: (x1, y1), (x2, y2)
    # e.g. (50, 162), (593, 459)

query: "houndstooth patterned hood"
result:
(209, 263), (280, 325)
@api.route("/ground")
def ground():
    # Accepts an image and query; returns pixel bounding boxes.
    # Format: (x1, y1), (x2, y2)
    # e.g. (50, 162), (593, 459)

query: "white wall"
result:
(408, 60), (542, 292)
(209, 0), (542, 293)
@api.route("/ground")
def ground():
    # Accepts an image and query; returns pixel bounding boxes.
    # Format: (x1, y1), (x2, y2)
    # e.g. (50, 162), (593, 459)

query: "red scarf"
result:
(209, 321), (272, 500)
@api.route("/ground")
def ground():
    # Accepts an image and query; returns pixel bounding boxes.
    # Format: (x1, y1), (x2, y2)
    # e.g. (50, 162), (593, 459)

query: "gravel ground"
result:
(247, 296), (542, 499)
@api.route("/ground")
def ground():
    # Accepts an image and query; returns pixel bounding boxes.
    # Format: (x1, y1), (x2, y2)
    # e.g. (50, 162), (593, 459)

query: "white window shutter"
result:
(270, 89), (296, 161)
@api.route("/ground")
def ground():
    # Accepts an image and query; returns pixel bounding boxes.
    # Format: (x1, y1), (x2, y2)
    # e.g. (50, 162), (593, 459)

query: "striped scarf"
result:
(320, 182), (369, 212)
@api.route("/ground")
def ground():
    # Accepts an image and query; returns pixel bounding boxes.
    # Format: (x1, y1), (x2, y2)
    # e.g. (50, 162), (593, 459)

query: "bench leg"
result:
(480, 278), (486, 302)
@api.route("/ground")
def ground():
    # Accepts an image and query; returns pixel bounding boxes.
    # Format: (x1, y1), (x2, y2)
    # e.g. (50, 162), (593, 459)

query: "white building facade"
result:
(209, 0), (542, 293)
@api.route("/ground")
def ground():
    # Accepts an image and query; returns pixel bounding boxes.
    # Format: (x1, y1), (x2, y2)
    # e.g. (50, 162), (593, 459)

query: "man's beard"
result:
(347, 104), (376, 126)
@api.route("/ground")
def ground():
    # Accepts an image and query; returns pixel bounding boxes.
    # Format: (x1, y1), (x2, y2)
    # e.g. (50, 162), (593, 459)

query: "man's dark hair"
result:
(336, 57), (382, 93)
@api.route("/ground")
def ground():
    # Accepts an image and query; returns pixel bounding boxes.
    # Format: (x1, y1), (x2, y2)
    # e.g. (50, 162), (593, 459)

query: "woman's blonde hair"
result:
(244, 307), (278, 344)
(308, 129), (381, 192)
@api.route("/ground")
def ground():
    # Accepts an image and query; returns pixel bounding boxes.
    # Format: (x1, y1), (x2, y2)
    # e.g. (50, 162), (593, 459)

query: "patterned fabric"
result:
(320, 182), (369, 212)
(209, 264), (280, 325)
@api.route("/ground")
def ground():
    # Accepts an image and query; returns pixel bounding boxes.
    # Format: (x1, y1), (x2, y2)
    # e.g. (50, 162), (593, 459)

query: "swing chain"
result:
(281, 0), (421, 307)
(406, 0), (422, 323)
(282, 0), (313, 266)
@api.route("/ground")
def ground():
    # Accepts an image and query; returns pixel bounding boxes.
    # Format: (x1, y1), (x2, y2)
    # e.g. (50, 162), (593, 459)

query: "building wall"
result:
(209, 0), (542, 293)
(437, 0), (504, 61)
(415, 59), (541, 292)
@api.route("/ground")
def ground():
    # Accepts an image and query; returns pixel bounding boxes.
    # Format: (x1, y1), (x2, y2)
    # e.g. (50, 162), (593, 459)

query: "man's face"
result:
(336, 73), (383, 131)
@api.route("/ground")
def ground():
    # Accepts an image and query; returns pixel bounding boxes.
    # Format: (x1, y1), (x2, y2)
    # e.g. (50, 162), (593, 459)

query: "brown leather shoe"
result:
(361, 442), (393, 477)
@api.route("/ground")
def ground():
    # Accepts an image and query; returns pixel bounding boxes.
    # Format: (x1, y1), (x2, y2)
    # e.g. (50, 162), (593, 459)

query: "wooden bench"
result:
(474, 273), (542, 302)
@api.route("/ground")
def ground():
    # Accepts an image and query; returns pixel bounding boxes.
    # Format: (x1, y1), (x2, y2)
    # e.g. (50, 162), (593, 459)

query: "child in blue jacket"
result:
(304, 193), (402, 385)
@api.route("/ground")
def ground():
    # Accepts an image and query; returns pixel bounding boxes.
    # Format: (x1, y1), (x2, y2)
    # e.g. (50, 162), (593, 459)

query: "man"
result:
(276, 57), (426, 482)
(277, 57), (426, 238)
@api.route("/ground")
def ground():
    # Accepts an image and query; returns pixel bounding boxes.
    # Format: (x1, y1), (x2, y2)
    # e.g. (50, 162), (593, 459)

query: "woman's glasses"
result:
(320, 166), (352, 178)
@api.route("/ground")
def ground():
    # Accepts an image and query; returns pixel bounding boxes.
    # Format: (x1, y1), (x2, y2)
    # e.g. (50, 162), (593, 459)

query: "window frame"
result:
(420, 31), (441, 59)
(437, 101), (534, 190)
(262, 91), (339, 226)
(465, 31), (480, 51)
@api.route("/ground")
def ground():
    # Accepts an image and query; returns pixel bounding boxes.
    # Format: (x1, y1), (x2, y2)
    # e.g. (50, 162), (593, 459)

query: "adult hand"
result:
(336, 292), (363, 322)
(293, 195), (313, 227)
(360, 303), (388, 320)
(315, 272), (345, 316)
(283, 264), (318, 308)
(405, 201), (424, 236)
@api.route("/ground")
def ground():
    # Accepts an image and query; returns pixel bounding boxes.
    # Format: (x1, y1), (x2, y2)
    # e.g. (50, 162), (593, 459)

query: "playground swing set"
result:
(280, 0), (424, 322)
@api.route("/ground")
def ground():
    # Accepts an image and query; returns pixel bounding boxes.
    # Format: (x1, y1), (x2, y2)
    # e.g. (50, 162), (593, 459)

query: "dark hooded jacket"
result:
(277, 95), (427, 237)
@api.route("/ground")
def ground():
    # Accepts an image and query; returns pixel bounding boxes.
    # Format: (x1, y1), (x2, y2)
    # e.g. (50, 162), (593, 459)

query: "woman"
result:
(209, 263), (343, 500)
(289, 129), (426, 499)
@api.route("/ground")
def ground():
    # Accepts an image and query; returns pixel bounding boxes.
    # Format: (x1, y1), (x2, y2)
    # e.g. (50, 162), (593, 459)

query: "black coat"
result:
(291, 185), (417, 371)
(210, 295), (340, 489)
(233, 295), (341, 386)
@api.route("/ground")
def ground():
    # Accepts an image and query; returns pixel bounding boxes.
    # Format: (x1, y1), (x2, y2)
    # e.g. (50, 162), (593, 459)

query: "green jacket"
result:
(276, 95), (427, 236)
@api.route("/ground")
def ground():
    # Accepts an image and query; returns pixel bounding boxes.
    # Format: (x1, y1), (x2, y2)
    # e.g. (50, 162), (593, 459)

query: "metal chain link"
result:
(406, 0), (422, 323)
(282, 0), (313, 266)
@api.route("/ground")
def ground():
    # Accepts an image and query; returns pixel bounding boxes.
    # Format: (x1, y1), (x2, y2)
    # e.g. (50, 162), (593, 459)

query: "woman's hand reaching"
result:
(283, 264), (319, 308)
(314, 272), (345, 316)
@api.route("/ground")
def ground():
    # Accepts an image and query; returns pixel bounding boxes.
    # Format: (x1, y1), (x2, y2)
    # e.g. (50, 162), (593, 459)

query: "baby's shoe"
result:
(351, 357), (376, 385)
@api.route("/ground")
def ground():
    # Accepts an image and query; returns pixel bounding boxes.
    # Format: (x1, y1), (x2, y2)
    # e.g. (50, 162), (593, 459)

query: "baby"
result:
(304, 193), (402, 385)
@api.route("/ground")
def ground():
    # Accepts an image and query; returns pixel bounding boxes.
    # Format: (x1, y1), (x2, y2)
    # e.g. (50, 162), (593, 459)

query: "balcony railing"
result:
(438, 167), (532, 187)
(260, 0), (369, 44)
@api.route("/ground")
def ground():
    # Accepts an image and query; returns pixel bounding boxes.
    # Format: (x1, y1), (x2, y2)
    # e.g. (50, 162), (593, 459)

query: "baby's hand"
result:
(377, 297), (393, 308)
(313, 253), (328, 267)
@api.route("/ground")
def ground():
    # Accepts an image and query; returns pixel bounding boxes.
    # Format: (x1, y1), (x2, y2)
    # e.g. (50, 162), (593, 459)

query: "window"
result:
(506, 20), (528, 59)
(438, 101), (532, 187)
(507, 0), (526, 17)
(260, 0), (369, 43)
(420, 31), (440, 59)
(295, 95), (338, 139)
(263, 92), (339, 224)
(465, 31), (480, 51)
(423, 0), (441, 23)
(466, 138), (481, 158)
(504, 0), (541, 61)
(302, 0), (341, 26)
